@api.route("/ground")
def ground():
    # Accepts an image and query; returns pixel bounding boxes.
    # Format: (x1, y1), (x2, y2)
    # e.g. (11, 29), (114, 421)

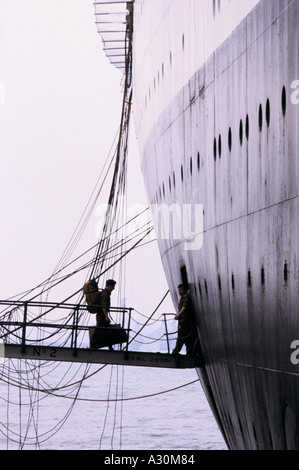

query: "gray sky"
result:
(0, 0), (173, 322)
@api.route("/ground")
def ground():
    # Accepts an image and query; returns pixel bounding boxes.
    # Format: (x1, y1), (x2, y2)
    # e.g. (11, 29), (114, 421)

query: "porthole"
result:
(261, 266), (265, 286)
(190, 156), (193, 175)
(218, 275), (222, 292)
(231, 273), (235, 292)
(259, 104), (263, 131)
(218, 135), (222, 158)
(169, 176), (172, 192)
(181, 164), (184, 182)
(204, 279), (208, 296)
(182, 33), (185, 50)
(247, 270), (252, 288)
(228, 127), (232, 152)
(268, 429), (273, 449)
(173, 171), (176, 188)
(239, 119), (243, 146)
(284, 262), (289, 284)
(197, 152), (200, 170)
(282, 86), (286, 116)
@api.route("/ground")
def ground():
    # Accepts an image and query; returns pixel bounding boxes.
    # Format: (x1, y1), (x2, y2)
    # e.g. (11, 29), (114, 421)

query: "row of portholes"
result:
(198, 261), (289, 298)
(153, 152), (201, 203)
(143, 56), (168, 113)
(141, 0), (232, 114)
(142, 31), (188, 115)
(143, 31), (185, 113)
(153, 85), (287, 203)
(143, 39), (185, 114)
(213, 86), (287, 160)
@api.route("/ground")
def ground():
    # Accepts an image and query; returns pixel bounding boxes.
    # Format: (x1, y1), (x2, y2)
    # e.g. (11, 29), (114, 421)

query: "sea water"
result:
(0, 360), (227, 451)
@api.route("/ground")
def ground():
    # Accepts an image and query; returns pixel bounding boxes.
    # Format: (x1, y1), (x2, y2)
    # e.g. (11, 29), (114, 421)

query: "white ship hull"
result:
(132, 0), (299, 449)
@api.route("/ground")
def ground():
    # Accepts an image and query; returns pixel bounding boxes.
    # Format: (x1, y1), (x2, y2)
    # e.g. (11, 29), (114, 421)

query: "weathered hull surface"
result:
(133, 0), (299, 449)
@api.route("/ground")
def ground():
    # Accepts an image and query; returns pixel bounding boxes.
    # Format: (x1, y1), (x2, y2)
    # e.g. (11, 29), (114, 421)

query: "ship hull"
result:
(133, 0), (299, 449)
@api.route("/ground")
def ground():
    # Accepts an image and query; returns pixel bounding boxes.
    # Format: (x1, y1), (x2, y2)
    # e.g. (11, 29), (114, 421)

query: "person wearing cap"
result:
(172, 283), (197, 355)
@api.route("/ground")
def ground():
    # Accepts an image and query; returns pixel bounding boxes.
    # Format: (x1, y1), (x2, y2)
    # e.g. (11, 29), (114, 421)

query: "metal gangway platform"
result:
(0, 300), (200, 369)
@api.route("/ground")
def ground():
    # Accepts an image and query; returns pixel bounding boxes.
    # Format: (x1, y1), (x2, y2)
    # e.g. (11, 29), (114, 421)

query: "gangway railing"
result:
(0, 300), (200, 369)
(0, 299), (133, 355)
(162, 313), (180, 354)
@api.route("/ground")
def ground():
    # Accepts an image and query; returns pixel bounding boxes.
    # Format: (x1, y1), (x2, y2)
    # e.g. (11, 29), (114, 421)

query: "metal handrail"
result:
(0, 299), (134, 355)
(0, 300), (177, 356)
(0, 299), (130, 312)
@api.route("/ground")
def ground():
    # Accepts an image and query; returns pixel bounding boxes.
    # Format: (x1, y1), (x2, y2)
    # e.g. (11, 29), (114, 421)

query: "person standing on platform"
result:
(96, 279), (116, 327)
(172, 283), (198, 356)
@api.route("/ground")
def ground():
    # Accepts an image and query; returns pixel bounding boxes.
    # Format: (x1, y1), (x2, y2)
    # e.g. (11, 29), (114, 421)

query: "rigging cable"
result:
(0, 1), (195, 449)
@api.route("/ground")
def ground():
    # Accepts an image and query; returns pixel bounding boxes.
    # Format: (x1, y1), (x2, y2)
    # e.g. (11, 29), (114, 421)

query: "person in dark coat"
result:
(172, 284), (198, 356)
(96, 279), (116, 327)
